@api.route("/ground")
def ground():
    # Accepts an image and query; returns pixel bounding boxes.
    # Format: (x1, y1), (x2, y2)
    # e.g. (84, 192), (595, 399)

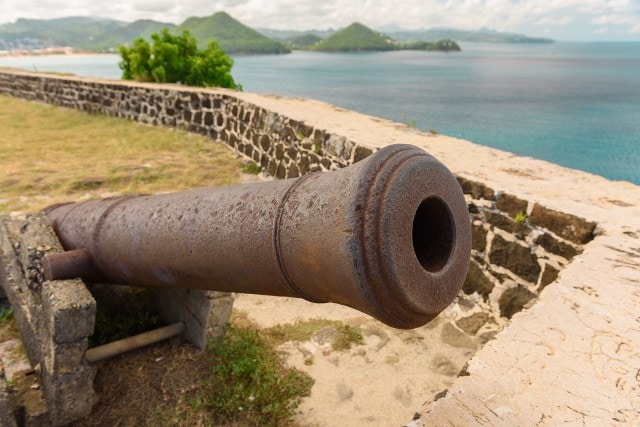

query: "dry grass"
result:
(0, 95), (243, 213)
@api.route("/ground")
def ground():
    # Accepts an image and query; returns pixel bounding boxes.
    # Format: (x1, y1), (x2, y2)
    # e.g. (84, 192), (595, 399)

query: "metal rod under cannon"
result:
(42, 144), (470, 329)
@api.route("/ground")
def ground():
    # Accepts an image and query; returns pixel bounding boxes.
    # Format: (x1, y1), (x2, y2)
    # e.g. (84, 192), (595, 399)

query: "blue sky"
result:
(1, 0), (639, 41)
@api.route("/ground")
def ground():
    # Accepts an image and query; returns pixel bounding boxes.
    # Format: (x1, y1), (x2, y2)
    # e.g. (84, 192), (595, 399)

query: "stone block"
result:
(353, 145), (373, 163)
(326, 135), (347, 158)
(41, 280), (95, 344)
(489, 235), (541, 283)
(44, 367), (97, 426)
(535, 233), (580, 260)
(154, 288), (233, 349)
(484, 211), (531, 239)
(496, 193), (528, 217)
(538, 264), (560, 291)
(456, 177), (495, 200)
(529, 203), (596, 244)
(461, 259), (494, 300)
(498, 285), (536, 319)
(471, 222), (487, 252)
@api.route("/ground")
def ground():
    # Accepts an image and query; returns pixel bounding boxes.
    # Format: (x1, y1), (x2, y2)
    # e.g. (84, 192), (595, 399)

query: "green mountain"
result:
(178, 12), (289, 54)
(312, 23), (395, 52)
(0, 13), (289, 54)
(84, 19), (177, 51)
(0, 17), (125, 49)
(310, 22), (460, 52)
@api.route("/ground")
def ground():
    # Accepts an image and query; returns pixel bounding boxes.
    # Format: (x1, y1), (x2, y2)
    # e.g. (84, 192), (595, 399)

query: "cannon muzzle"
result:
(43, 144), (470, 329)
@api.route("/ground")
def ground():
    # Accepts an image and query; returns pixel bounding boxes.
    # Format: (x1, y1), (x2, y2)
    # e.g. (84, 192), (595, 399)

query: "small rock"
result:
(336, 382), (354, 401)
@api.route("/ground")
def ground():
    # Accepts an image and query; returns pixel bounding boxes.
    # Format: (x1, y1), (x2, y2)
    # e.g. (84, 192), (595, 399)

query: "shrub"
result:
(118, 29), (239, 89)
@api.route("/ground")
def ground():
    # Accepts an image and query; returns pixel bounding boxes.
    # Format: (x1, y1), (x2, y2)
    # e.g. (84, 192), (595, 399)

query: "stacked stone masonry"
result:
(0, 213), (97, 425)
(0, 69), (597, 340)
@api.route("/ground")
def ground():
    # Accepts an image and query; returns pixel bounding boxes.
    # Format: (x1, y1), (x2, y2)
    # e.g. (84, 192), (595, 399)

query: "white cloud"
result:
(536, 16), (574, 26)
(630, 23), (640, 34)
(592, 14), (635, 25)
(0, 0), (638, 40)
(594, 27), (609, 34)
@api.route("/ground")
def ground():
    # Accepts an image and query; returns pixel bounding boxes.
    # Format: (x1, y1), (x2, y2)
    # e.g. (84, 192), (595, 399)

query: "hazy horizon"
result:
(0, 1), (639, 42)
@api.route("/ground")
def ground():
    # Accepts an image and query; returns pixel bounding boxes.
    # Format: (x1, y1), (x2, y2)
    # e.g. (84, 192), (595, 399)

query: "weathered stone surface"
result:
(485, 211), (531, 239)
(529, 203), (596, 244)
(41, 280), (95, 344)
(325, 135), (347, 158)
(498, 285), (536, 319)
(538, 264), (560, 291)
(0, 214), (97, 426)
(155, 288), (233, 349)
(535, 233), (580, 260)
(455, 312), (490, 335)
(353, 146), (373, 163)
(489, 235), (541, 283)
(440, 323), (476, 349)
(456, 177), (495, 200)
(471, 222), (487, 252)
(462, 259), (494, 300)
(461, 259), (494, 300)
(496, 193), (528, 217)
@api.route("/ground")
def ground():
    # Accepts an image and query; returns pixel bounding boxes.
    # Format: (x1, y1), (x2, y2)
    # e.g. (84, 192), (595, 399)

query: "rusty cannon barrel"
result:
(42, 144), (470, 329)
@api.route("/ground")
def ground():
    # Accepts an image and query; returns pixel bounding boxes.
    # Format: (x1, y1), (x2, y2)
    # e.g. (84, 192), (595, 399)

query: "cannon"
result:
(42, 144), (470, 329)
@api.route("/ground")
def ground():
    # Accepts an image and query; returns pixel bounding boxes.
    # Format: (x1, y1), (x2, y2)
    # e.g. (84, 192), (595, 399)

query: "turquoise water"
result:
(2, 42), (639, 184)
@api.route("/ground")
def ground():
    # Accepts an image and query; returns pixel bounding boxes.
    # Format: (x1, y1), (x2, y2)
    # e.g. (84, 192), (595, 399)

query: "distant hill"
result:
(0, 14), (551, 55)
(310, 22), (460, 52)
(287, 33), (323, 49)
(85, 19), (177, 51)
(0, 17), (126, 50)
(179, 12), (289, 54)
(390, 28), (553, 44)
(312, 23), (395, 52)
(0, 13), (289, 54)
(257, 28), (336, 42)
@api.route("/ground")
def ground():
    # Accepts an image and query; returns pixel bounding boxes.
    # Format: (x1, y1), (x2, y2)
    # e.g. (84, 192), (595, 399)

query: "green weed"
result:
(514, 211), (527, 224)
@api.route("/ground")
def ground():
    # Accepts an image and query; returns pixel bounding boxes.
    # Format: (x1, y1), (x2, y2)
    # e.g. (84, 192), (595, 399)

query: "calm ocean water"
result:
(2, 42), (639, 184)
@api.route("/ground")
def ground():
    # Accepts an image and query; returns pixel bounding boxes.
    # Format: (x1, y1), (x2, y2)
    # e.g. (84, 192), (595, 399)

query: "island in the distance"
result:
(309, 22), (460, 52)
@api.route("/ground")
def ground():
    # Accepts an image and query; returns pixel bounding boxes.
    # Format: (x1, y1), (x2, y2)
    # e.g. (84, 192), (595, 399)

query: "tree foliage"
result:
(118, 29), (239, 89)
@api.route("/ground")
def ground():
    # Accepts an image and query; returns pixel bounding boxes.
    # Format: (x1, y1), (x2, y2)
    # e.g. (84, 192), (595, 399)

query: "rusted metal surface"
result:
(42, 248), (95, 282)
(44, 144), (471, 329)
(85, 322), (185, 363)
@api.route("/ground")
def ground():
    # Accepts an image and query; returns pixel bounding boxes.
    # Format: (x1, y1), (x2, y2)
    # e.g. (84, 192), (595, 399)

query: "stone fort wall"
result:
(0, 69), (596, 339)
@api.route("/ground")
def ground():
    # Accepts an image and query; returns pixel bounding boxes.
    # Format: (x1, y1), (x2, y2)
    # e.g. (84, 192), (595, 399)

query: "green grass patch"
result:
(0, 306), (14, 326)
(205, 324), (314, 426)
(0, 95), (243, 213)
(242, 160), (262, 174)
(263, 318), (364, 352)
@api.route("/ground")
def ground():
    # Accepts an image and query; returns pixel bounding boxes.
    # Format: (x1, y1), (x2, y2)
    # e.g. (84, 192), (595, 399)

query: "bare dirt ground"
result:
(233, 293), (500, 426)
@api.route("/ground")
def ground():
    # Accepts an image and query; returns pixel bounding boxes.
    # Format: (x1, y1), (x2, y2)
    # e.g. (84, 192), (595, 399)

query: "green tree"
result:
(118, 29), (239, 89)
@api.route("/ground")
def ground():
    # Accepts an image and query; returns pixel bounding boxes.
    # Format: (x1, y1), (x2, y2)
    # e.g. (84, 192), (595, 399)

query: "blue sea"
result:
(2, 42), (639, 184)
